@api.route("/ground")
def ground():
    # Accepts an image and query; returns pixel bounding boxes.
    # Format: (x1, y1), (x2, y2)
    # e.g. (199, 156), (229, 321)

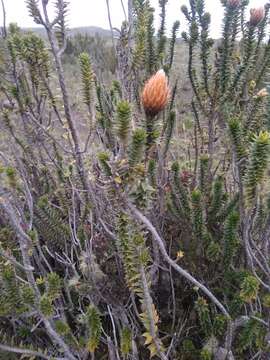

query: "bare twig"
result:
(107, 306), (121, 360)
(120, 0), (127, 22)
(0, 0), (7, 38)
(105, 0), (116, 54)
(128, 203), (231, 319)
(0, 246), (34, 272)
(0, 343), (56, 360)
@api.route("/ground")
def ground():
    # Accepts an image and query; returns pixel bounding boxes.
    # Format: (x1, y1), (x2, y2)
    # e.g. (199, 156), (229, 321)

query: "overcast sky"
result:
(0, 0), (266, 39)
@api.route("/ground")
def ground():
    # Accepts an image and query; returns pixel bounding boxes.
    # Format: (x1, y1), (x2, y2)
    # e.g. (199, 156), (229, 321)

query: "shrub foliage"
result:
(0, 0), (270, 359)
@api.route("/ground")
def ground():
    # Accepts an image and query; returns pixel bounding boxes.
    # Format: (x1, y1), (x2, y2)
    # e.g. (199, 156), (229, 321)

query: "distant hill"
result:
(22, 26), (186, 43)
(22, 26), (112, 38)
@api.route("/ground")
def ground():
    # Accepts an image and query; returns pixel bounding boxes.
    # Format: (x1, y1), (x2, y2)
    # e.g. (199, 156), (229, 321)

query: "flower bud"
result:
(180, 170), (193, 185)
(249, 80), (257, 91)
(181, 5), (189, 19)
(250, 7), (265, 26)
(142, 70), (170, 117)
(227, 0), (241, 8)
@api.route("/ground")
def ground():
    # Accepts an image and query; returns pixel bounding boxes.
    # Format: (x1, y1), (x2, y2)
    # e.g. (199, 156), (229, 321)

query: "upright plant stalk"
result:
(0, 0), (7, 38)
(39, 0), (97, 210)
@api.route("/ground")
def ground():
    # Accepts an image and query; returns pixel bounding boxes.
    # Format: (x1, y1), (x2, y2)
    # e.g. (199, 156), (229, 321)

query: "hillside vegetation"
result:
(22, 25), (114, 38)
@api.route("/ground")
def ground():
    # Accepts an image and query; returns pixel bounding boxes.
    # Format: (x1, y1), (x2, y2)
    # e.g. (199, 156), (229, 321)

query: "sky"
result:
(0, 0), (266, 39)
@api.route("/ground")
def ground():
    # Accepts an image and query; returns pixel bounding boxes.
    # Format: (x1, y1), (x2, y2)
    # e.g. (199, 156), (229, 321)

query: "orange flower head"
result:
(142, 69), (170, 117)
(227, 0), (241, 8)
(250, 7), (265, 26)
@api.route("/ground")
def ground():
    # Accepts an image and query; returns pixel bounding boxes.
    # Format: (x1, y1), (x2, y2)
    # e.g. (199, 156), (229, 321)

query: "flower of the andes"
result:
(250, 7), (265, 26)
(142, 69), (170, 117)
